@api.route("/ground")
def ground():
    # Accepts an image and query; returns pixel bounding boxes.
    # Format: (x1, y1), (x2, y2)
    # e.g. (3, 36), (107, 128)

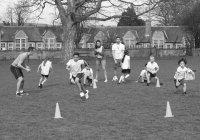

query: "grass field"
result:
(0, 56), (200, 140)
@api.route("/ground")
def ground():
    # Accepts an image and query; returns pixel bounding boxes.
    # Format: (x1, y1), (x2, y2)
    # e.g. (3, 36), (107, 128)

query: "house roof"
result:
(86, 26), (186, 43)
(0, 26), (63, 42)
(0, 25), (187, 44)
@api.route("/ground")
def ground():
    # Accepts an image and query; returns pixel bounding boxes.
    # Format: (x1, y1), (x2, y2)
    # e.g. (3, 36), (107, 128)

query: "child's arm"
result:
(37, 64), (41, 72)
(50, 63), (53, 73)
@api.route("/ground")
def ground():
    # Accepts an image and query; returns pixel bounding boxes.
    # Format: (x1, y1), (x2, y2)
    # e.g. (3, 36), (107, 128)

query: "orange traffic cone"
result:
(164, 101), (174, 118)
(54, 102), (63, 119)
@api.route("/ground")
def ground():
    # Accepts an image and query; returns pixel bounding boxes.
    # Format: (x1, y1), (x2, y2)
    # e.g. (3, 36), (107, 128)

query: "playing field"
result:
(0, 56), (199, 140)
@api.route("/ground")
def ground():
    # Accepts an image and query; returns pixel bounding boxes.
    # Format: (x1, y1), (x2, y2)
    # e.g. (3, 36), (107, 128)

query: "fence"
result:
(0, 48), (190, 60)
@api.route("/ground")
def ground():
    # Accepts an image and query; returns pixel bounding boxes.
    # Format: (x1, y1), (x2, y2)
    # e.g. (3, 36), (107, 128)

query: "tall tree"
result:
(182, 1), (200, 50)
(153, 0), (194, 26)
(117, 6), (145, 26)
(25, 0), (165, 62)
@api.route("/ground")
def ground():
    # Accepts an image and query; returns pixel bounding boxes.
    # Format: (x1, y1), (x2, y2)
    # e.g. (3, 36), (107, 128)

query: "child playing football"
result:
(118, 50), (131, 84)
(136, 63), (148, 83)
(146, 56), (160, 86)
(66, 52), (89, 100)
(37, 56), (53, 88)
(82, 65), (94, 86)
(174, 58), (195, 96)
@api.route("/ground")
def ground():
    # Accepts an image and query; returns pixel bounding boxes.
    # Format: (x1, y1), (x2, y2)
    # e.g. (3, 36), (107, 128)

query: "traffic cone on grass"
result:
(54, 102), (63, 119)
(164, 101), (174, 118)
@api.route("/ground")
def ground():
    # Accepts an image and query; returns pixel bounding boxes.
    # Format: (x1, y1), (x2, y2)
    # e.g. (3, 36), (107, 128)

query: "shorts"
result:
(72, 73), (84, 82)
(174, 78), (185, 86)
(147, 71), (156, 78)
(121, 69), (131, 74)
(41, 74), (49, 78)
(114, 59), (122, 69)
(10, 65), (24, 79)
(87, 77), (93, 84)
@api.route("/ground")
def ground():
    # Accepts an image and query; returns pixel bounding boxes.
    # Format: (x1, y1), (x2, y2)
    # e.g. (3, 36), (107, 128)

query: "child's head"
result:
(73, 52), (80, 62)
(150, 56), (155, 63)
(178, 58), (187, 67)
(95, 40), (101, 49)
(115, 36), (121, 44)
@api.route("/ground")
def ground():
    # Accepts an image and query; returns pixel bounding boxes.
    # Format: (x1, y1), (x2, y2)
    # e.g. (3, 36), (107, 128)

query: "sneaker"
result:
(104, 79), (108, 83)
(20, 91), (29, 96)
(94, 79), (98, 82)
(16, 92), (22, 97)
(85, 90), (89, 99)
(183, 92), (188, 96)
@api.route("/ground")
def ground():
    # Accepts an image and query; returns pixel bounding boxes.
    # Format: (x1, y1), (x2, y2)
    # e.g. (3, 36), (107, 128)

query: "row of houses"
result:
(0, 23), (191, 51)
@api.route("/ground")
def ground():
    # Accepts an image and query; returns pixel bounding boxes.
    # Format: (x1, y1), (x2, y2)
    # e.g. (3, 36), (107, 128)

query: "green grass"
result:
(0, 56), (200, 140)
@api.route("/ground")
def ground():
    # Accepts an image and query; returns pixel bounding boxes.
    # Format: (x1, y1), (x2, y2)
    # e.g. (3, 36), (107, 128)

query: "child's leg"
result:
(75, 78), (83, 92)
(146, 72), (151, 85)
(102, 60), (108, 81)
(39, 76), (44, 85)
(83, 75), (87, 85)
(118, 74), (125, 83)
(95, 59), (100, 81)
(125, 74), (130, 79)
(41, 77), (48, 85)
(183, 83), (186, 93)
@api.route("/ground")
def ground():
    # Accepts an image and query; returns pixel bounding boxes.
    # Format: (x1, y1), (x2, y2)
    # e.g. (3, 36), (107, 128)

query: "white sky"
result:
(0, 0), (150, 26)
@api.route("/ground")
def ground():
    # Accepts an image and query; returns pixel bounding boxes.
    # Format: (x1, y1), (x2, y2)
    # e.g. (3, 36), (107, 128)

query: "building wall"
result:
(0, 49), (186, 60)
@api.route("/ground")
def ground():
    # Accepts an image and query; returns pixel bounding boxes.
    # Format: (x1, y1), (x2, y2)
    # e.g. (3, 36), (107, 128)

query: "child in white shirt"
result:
(146, 56), (160, 86)
(174, 58), (195, 95)
(118, 50), (131, 84)
(37, 57), (53, 88)
(82, 65), (94, 86)
(136, 63), (148, 83)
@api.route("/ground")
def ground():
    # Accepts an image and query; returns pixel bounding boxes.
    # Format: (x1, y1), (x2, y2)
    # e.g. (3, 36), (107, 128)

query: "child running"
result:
(118, 50), (131, 84)
(146, 56), (160, 86)
(174, 58), (195, 96)
(66, 52), (89, 100)
(37, 56), (53, 88)
(136, 63), (148, 83)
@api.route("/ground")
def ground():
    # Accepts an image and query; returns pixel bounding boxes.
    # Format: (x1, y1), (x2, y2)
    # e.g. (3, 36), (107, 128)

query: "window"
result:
(15, 38), (26, 50)
(1, 43), (6, 51)
(37, 43), (43, 50)
(8, 43), (13, 50)
(153, 40), (158, 48)
(44, 38), (55, 49)
(124, 39), (135, 48)
(29, 43), (34, 48)
(159, 40), (164, 48)
(56, 43), (62, 49)
(176, 44), (182, 49)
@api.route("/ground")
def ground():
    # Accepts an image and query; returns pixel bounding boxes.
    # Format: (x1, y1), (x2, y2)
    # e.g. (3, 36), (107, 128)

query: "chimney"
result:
(145, 20), (151, 37)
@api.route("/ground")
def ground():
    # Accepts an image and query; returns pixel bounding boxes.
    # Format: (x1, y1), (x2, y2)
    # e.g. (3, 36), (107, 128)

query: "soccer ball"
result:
(112, 76), (118, 81)
(80, 92), (85, 97)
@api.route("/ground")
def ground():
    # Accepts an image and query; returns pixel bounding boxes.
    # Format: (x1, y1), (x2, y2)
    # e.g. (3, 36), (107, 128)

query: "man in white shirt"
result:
(66, 52), (89, 100)
(146, 56), (160, 86)
(112, 37), (125, 81)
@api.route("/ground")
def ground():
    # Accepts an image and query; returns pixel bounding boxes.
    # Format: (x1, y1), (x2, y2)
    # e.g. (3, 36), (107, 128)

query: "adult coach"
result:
(10, 47), (34, 97)
(112, 36), (125, 81)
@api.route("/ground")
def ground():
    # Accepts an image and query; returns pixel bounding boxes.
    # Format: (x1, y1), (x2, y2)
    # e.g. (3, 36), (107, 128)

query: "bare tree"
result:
(3, 0), (31, 26)
(27, 0), (165, 62)
(152, 0), (195, 26)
